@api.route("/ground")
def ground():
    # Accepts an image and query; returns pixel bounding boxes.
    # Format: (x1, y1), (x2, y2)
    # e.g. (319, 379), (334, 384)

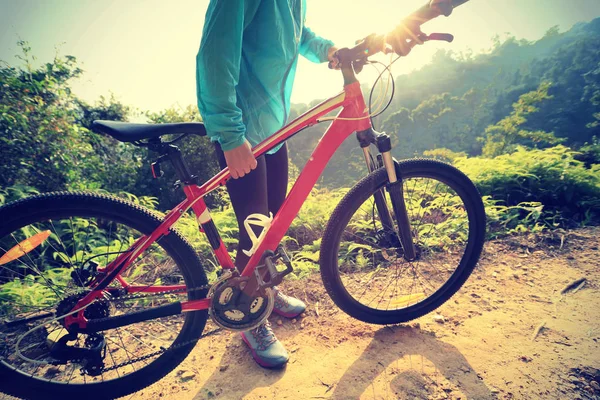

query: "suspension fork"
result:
(356, 128), (417, 261)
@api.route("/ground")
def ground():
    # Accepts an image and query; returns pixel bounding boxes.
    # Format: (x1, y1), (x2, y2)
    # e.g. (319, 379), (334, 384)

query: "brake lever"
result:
(426, 32), (454, 42)
(399, 32), (453, 52)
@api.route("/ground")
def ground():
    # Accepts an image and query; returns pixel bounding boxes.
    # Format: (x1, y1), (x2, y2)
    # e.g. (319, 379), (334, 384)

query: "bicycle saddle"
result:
(92, 120), (207, 143)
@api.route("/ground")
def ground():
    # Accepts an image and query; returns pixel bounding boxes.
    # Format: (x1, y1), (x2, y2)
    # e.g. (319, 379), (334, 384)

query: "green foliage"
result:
(574, 137), (600, 167)
(423, 148), (467, 162)
(481, 82), (564, 157)
(0, 43), (222, 209)
(0, 42), (97, 191)
(0, 185), (40, 206)
(0, 269), (71, 309)
(76, 94), (131, 130)
(2, 18), (600, 291)
(483, 197), (546, 238)
(0, 191), (163, 313)
(172, 207), (237, 282)
(289, 187), (348, 246)
(296, 19), (600, 186)
(382, 88), (494, 158)
(457, 145), (600, 225)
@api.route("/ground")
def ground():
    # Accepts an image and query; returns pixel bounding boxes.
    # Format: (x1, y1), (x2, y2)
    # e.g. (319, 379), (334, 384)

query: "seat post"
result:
(166, 145), (195, 184)
(148, 138), (196, 185)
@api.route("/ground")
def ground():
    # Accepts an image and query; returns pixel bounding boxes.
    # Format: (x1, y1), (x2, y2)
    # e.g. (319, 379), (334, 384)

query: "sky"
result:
(1, 0), (600, 113)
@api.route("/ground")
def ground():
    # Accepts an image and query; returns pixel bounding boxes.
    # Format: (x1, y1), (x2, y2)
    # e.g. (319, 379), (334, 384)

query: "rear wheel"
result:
(320, 159), (486, 324)
(0, 192), (208, 399)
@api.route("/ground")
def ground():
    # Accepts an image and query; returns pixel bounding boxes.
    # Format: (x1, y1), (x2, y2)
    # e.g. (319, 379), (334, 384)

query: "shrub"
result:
(456, 145), (600, 225)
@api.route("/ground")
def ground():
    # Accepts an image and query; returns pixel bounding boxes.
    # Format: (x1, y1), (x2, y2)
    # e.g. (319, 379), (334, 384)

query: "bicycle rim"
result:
(0, 194), (206, 392)
(322, 160), (485, 323)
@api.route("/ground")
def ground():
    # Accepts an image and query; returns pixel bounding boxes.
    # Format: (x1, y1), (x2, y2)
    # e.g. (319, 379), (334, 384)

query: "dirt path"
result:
(128, 227), (600, 400)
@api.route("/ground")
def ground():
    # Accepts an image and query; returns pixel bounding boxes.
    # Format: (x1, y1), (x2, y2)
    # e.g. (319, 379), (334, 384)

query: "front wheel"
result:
(320, 159), (486, 324)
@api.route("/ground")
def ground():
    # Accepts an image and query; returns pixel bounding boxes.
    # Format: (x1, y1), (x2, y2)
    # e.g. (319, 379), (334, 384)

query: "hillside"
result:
(287, 18), (600, 188)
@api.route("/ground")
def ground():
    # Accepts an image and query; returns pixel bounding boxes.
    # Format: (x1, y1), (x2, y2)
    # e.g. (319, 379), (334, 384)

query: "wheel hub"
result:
(55, 292), (111, 327)
(376, 229), (421, 261)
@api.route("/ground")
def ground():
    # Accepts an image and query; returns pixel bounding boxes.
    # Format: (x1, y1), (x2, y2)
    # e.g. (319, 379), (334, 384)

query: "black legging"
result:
(214, 142), (288, 271)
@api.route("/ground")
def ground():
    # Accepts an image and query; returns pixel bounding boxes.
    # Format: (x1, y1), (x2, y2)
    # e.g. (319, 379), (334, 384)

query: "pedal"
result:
(254, 246), (294, 289)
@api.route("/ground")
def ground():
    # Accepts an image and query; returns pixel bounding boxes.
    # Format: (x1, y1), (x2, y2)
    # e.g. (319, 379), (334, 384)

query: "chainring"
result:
(208, 271), (274, 332)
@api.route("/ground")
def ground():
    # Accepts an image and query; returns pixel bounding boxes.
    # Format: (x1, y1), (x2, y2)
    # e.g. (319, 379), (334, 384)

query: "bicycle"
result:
(0, 0), (484, 398)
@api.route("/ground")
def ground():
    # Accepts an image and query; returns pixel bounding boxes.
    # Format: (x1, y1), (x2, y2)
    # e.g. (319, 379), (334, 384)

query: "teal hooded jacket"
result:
(196, 0), (334, 154)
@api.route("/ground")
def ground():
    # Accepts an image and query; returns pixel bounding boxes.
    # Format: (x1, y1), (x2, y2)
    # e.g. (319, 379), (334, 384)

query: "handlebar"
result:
(332, 0), (467, 72)
(409, 0), (469, 24)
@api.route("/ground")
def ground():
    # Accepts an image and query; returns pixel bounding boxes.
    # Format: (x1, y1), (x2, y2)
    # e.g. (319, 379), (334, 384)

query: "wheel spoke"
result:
(328, 165), (481, 318)
(0, 197), (207, 391)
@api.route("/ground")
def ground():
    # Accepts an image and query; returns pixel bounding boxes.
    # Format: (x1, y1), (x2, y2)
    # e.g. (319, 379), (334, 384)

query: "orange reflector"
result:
(0, 230), (51, 266)
(389, 292), (426, 307)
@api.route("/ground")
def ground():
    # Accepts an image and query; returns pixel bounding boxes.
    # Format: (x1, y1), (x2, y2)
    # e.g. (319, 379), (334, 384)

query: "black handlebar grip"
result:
(430, 0), (453, 17)
(428, 33), (454, 42)
(451, 0), (469, 8)
(409, 0), (467, 26)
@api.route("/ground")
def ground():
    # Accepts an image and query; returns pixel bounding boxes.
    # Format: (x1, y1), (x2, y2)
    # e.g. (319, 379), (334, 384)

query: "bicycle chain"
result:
(8, 283), (218, 374)
(107, 284), (211, 304)
(96, 283), (215, 373)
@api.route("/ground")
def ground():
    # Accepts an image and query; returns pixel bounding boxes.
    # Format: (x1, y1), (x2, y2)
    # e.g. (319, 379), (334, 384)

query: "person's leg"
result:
(265, 142), (288, 215)
(264, 143), (306, 318)
(215, 142), (289, 269)
(214, 142), (288, 368)
(214, 142), (268, 271)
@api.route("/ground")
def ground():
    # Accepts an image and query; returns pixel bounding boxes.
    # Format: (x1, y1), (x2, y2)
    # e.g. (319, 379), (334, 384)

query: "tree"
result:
(73, 95), (155, 194)
(0, 42), (97, 192)
(584, 62), (600, 129)
(481, 82), (564, 157)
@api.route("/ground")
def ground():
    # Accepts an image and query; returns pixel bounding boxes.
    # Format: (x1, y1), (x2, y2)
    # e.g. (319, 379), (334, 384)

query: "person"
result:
(196, 0), (455, 370)
(196, 0), (338, 369)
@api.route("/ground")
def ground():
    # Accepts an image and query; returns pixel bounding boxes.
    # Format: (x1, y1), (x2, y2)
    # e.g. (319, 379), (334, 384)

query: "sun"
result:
(292, 0), (451, 104)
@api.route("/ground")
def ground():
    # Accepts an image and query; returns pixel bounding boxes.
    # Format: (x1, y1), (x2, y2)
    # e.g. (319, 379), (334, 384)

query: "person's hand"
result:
(386, 20), (423, 56)
(327, 46), (340, 70)
(387, 0), (452, 56)
(223, 140), (257, 179)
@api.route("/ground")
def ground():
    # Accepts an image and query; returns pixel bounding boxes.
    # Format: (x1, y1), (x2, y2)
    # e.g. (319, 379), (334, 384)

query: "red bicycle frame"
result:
(67, 79), (378, 328)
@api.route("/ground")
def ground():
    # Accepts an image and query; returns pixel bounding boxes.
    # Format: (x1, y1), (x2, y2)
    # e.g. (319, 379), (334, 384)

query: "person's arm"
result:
(196, 0), (259, 178)
(299, 26), (335, 63)
(196, 0), (254, 152)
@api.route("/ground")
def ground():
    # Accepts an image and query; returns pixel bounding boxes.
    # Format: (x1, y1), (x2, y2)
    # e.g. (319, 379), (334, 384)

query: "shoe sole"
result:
(272, 307), (304, 319)
(240, 333), (288, 369)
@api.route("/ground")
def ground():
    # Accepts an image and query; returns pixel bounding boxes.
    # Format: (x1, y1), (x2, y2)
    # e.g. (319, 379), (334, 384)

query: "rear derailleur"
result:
(47, 331), (107, 376)
(46, 291), (111, 375)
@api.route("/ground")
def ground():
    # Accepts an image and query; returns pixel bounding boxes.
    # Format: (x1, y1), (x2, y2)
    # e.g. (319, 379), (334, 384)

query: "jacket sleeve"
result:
(196, 0), (250, 151)
(299, 26), (335, 63)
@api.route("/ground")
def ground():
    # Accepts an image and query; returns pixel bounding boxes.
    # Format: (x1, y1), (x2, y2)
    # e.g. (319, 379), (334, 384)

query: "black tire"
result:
(320, 159), (486, 324)
(0, 192), (208, 400)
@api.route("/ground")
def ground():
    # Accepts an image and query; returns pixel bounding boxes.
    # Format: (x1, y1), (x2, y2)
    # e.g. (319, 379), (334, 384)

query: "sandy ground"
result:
(116, 226), (600, 400)
(2, 227), (598, 400)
